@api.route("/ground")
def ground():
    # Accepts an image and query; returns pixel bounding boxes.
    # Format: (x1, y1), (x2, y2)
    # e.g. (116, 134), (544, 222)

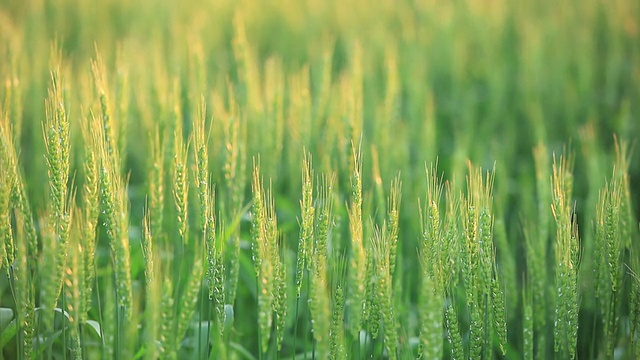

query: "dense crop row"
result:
(1, 0), (639, 359)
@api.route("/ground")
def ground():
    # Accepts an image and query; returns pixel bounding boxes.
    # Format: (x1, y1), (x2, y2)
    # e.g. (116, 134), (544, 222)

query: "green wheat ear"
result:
(14, 212), (36, 360)
(615, 137), (640, 357)
(91, 48), (118, 162)
(249, 157), (288, 353)
(418, 162), (444, 360)
(371, 224), (398, 360)
(592, 137), (635, 359)
(456, 163), (501, 359)
(141, 209), (160, 360)
(347, 141), (366, 340)
(387, 176), (401, 276)
(41, 63), (72, 331)
(330, 249), (348, 360)
(1, 112), (38, 268)
(2, 116), (37, 358)
(147, 125), (165, 241)
(158, 266), (175, 358)
(491, 264), (507, 356)
(594, 180), (619, 358)
(92, 108), (133, 320)
(0, 120), (15, 273)
(173, 117), (189, 246)
(294, 150), (314, 355)
(193, 97), (211, 233)
(296, 151), (314, 299)
(192, 97), (226, 332)
(80, 112), (99, 323)
(43, 64), (71, 239)
(444, 290), (464, 360)
(308, 169), (334, 359)
(551, 152), (579, 359)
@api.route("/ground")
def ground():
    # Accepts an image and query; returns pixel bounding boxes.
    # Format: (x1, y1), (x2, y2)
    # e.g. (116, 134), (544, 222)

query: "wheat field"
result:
(0, 0), (639, 359)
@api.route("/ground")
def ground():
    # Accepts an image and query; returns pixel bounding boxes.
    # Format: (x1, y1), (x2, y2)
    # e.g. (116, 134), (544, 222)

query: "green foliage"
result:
(1, 0), (640, 359)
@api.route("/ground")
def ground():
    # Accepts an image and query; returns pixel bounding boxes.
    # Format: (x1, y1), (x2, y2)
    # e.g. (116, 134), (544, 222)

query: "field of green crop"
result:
(1, 0), (639, 359)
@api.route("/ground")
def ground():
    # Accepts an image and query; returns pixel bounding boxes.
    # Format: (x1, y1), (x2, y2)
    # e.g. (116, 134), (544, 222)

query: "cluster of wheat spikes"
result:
(1, 0), (640, 359)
